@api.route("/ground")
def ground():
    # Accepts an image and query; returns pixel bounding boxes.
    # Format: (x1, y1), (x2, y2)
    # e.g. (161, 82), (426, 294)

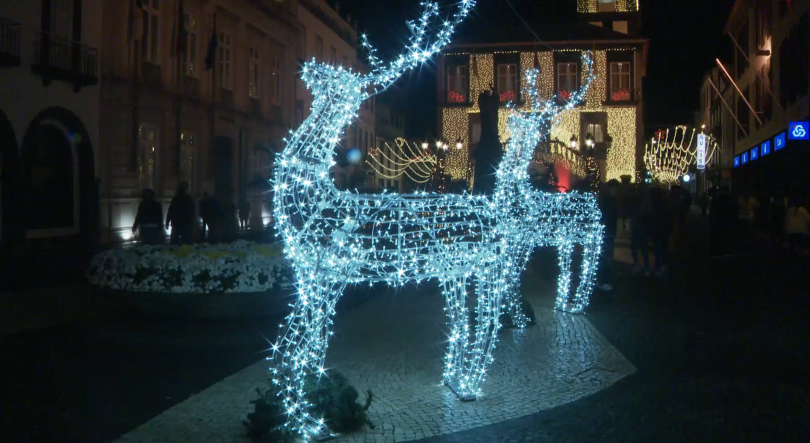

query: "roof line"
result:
(446, 39), (649, 50)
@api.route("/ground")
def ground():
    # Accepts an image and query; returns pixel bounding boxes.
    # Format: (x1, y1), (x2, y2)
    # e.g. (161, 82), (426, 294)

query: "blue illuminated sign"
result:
(734, 156), (740, 167)
(775, 132), (786, 150)
(750, 145), (759, 160)
(761, 140), (771, 156)
(789, 122), (809, 140)
(741, 152), (749, 164)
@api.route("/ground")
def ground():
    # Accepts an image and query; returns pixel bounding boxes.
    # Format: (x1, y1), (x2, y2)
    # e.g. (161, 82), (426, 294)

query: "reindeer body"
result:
(269, 2), (601, 435)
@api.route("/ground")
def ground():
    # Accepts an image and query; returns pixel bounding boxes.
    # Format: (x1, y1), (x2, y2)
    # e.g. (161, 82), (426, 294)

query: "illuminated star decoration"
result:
(643, 126), (718, 183)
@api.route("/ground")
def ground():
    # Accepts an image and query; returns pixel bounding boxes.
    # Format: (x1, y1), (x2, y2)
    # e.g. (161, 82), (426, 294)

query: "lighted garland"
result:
(268, 2), (601, 438)
(643, 126), (718, 183)
(366, 138), (438, 184)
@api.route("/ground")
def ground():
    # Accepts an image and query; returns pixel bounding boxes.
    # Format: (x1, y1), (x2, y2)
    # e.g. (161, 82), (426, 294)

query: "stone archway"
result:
(0, 108), (21, 248)
(19, 107), (97, 255)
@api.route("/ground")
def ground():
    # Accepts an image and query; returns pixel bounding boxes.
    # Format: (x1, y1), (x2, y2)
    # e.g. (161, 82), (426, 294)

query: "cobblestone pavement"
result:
(115, 278), (635, 443)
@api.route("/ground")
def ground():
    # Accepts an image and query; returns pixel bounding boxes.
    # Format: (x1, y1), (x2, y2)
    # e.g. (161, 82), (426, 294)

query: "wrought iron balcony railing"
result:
(0, 16), (21, 67)
(32, 31), (98, 90)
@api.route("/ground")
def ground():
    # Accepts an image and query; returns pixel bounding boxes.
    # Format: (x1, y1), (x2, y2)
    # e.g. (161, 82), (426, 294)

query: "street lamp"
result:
(569, 135), (578, 149)
(436, 141), (443, 150)
(683, 173), (691, 182)
(421, 141), (428, 150)
(455, 138), (463, 150)
(585, 133), (594, 148)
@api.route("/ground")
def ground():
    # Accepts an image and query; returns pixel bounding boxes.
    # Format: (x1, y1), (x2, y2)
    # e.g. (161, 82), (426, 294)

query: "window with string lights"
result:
(556, 62), (578, 102)
(445, 56), (469, 104)
(497, 64), (518, 103)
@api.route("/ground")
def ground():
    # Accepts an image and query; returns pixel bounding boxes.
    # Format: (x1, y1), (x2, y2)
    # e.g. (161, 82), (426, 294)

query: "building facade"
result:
(694, 65), (735, 194)
(295, 0), (375, 191)
(437, 0), (647, 191)
(0, 0), (102, 261)
(98, 0), (303, 242)
(722, 0), (810, 197)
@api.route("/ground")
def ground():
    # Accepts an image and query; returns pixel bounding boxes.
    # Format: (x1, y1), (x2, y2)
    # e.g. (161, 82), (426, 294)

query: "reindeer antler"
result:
(362, 0), (476, 95)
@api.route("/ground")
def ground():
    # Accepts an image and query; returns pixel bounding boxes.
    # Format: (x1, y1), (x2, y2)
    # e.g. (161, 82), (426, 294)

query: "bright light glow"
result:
(443, 49), (638, 182)
(683, 174), (691, 182)
(270, 16), (603, 438)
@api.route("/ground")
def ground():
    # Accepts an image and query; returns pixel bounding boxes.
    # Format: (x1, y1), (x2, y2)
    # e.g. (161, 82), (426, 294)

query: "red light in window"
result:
(447, 91), (466, 103)
(611, 89), (631, 101)
(559, 90), (572, 101)
(499, 90), (516, 102)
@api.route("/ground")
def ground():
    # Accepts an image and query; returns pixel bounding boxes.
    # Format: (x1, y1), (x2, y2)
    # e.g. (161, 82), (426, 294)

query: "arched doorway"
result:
(19, 107), (97, 259)
(0, 108), (21, 248)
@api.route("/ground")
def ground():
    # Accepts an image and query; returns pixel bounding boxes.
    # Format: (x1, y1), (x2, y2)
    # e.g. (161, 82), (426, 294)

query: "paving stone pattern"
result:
(115, 282), (635, 443)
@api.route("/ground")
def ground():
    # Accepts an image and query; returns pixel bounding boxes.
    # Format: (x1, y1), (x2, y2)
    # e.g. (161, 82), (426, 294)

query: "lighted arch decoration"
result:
(643, 126), (718, 183)
(366, 137), (439, 184)
(269, 1), (603, 437)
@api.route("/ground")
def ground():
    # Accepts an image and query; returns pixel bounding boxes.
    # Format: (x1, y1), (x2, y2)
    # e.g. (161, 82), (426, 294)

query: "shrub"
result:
(499, 299), (537, 329)
(244, 371), (374, 441)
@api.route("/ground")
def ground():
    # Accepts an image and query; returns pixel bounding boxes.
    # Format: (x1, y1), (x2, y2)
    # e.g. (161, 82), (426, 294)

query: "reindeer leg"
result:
(458, 260), (504, 399)
(569, 223), (603, 314)
(502, 245), (531, 328)
(441, 277), (470, 391)
(270, 270), (348, 437)
(555, 240), (575, 312)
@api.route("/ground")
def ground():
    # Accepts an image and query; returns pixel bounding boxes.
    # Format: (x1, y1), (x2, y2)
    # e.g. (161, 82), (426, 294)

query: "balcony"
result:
(32, 31), (98, 90)
(140, 61), (162, 90)
(0, 16), (21, 67)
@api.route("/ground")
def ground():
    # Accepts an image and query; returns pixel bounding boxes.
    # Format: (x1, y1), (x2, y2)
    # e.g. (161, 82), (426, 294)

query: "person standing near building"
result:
(199, 192), (214, 241)
(239, 197), (251, 231)
(710, 186), (737, 256)
(630, 184), (653, 276)
(166, 181), (195, 245)
(700, 191), (710, 218)
(652, 187), (674, 276)
(784, 195), (810, 255)
(132, 189), (163, 245)
(597, 179), (620, 290)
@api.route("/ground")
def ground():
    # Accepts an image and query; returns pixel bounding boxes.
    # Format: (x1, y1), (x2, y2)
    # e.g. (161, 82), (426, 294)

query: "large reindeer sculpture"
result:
(269, 1), (601, 436)
(494, 61), (604, 327)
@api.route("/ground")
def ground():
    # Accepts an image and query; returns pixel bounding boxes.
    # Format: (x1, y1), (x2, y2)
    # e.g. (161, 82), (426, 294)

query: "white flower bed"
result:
(88, 240), (293, 294)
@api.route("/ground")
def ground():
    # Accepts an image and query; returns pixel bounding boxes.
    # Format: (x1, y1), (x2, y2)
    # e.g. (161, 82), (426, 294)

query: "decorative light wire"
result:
(366, 138), (438, 183)
(269, 2), (602, 437)
(644, 126), (718, 183)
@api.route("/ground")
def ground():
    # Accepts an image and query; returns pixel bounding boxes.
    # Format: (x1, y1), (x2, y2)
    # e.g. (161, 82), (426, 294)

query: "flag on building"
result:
(205, 14), (218, 71)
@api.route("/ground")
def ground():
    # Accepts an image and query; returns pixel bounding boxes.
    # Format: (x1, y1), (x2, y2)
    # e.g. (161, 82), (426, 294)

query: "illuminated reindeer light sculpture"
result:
(269, 0), (600, 436)
(493, 55), (604, 327)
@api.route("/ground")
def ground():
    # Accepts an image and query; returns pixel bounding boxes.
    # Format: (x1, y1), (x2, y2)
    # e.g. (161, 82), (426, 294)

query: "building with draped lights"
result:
(720, 0), (810, 196)
(437, 0), (647, 191)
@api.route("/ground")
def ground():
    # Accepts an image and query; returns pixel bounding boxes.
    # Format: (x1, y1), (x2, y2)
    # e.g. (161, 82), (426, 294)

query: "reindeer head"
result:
(498, 51), (595, 182)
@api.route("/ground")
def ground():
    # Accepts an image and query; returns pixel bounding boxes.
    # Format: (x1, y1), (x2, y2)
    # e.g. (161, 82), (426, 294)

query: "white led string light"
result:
(366, 138), (438, 183)
(644, 126), (718, 183)
(269, 1), (602, 437)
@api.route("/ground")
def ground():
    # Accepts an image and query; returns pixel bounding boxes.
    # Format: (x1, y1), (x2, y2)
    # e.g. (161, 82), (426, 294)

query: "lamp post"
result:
(455, 138), (463, 150)
(569, 135), (578, 149)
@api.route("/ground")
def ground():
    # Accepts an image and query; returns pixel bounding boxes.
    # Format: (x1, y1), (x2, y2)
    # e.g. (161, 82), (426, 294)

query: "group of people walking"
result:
(706, 187), (810, 256)
(597, 180), (692, 291)
(131, 182), (254, 245)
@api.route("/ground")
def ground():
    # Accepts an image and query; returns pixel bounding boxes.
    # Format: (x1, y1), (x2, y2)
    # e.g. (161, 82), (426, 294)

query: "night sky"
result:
(335, 0), (737, 137)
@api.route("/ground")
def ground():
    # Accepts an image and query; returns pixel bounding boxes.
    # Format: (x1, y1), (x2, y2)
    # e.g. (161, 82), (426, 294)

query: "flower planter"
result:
(87, 240), (296, 319)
